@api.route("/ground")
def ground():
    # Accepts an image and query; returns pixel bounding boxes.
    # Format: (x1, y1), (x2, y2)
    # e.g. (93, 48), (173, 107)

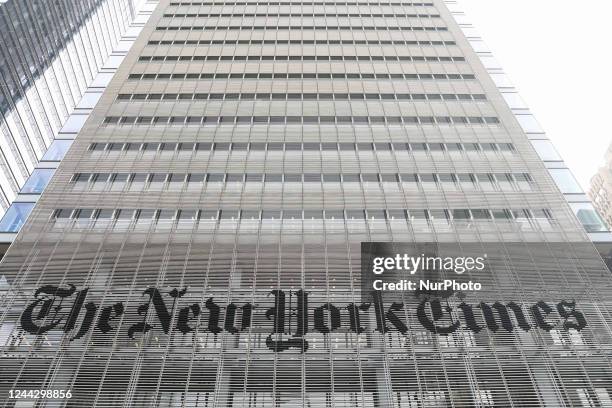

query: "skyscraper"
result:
(1, 0), (611, 406)
(0, 0), (153, 242)
(589, 142), (612, 230)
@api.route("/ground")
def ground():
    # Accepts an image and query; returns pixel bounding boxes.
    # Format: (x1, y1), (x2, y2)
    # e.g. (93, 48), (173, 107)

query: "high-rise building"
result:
(1, 0), (611, 406)
(0, 0), (155, 244)
(589, 142), (612, 230)
(587, 143), (612, 271)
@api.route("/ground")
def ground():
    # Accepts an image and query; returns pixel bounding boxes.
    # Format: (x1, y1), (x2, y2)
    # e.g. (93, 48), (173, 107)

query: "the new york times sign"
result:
(20, 286), (587, 353)
(17, 242), (603, 352)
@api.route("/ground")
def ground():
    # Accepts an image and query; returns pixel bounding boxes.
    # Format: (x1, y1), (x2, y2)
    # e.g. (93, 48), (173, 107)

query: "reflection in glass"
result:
(570, 202), (608, 233)
(21, 169), (55, 193)
(41, 140), (73, 161)
(0, 202), (35, 232)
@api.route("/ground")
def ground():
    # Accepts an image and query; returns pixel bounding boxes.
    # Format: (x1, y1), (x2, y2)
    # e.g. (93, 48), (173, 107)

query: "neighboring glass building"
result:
(1, 0), (612, 406)
(0, 0), (151, 238)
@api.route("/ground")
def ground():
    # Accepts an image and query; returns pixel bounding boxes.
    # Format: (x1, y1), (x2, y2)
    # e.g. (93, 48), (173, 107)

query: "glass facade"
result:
(549, 168), (583, 194)
(0, 202), (34, 232)
(530, 139), (563, 162)
(0, 0), (140, 218)
(40, 140), (74, 162)
(0, 0), (611, 406)
(20, 169), (56, 194)
(570, 202), (608, 233)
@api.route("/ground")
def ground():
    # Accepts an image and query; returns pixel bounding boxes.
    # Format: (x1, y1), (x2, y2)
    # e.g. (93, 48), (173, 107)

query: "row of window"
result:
(162, 12), (441, 17)
(127, 72), (476, 80)
(138, 54), (463, 62)
(102, 115), (500, 125)
(89, 141), (515, 153)
(170, 1), (433, 7)
(72, 172), (533, 185)
(53, 207), (552, 222)
(148, 39), (457, 46)
(116, 92), (487, 102)
(169, 2), (435, 5)
(154, 25), (448, 31)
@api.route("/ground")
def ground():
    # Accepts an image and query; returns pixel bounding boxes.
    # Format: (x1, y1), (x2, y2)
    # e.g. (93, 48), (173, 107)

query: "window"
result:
(265, 174), (282, 182)
(387, 210), (406, 220)
(570, 203), (608, 233)
(549, 169), (582, 194)
(161, 12), (441, 18)
(262, 210), (281, 219)
(304, 210), (323, 219)
(367, 210), (386, 220)
(323, 174), (341, 182)
(471, 209), (491, 220)
(325, 210), (344, 220)
(346, 210), (365, 220)
(502, 92), (527, 109)
(0, 203), (35, 232)
(179, 210), (198, 221)
(21, 169), (55, 194)
(241, 210), (261, 220)
(77, 92), (102, 109)
(127, 71), (475, 81)
(168, 1), (435, 5)
(115, 92), (484, 101)
(284, 174), (302, 182)
(51, 207), (552, 230)
(188, 174), (205, 183)
(283, 210), (302, 220)
(303, 174), (322, 182)
(531, 140), (562, 161)
(515, 114), (543, 133)
(60, 115), (88, 133)
(41, 140), (73, 161)
(361, 174), (379, 182)
(72, 172), (535, 193)
(94, 141), (512, 153)
(153, 25), (449, 33)
(452, 209), (471, 220)
(207, 174), (225, 182)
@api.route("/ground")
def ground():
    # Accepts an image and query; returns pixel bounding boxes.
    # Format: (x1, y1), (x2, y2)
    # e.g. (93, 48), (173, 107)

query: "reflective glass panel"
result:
(549, 169), (582, 194)
(41, 140), (73, 161)
(21, 169), (56, 194)
(0, 203), (35, 232)
(570, 202), (608, 233)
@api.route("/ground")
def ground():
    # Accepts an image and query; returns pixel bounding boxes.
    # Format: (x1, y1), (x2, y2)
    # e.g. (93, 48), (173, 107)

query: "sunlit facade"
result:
(0, 0), (611, 406)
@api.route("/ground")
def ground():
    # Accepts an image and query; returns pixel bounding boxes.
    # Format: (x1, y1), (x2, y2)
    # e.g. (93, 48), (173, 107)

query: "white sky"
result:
(458, 0), (612, 190)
